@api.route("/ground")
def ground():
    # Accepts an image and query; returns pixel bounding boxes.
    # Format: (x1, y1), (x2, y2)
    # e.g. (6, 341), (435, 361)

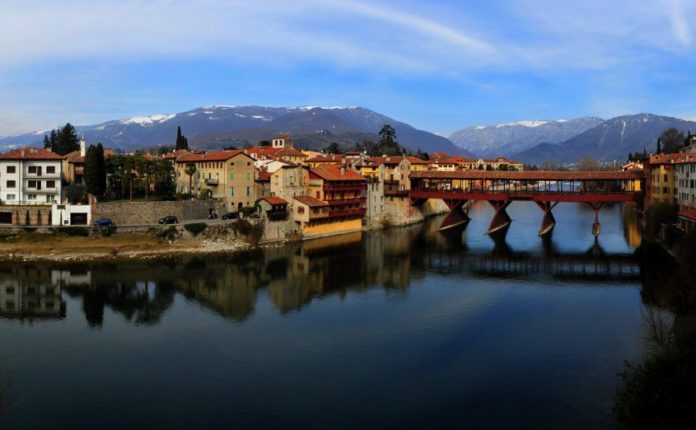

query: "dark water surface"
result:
(0, 202), (650, 429)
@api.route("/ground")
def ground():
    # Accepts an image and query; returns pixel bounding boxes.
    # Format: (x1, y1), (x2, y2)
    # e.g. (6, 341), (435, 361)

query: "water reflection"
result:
(0, 205), (644, 326)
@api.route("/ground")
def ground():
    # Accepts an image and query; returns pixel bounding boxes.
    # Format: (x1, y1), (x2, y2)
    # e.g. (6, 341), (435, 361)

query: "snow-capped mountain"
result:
(0, 105), (474, 156)
(514, 114), (696, 164)
(449, 117), (604, 157)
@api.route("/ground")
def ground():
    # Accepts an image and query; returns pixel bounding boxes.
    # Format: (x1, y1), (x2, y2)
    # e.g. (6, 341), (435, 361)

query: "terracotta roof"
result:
(256, 167), (271, 182)
(307, 154), (344, 163)
(410, 170), (644, 180)
(294, 195), (328, 207)
(176, 150), (251, 163)
(367, 156), (406, 167)
(407, 156), (428, 165)
(274, 147), (307, 158)
(66, 148), (117, 163)
(247, 147), (281, 159)
(259, 196), (288, 205)
(310, 164), (366, 181)
(649, 153), (691, 165)
(679, 210), (696, 221)
(163, 149), (189, 160)
(0, 147), (64, 160)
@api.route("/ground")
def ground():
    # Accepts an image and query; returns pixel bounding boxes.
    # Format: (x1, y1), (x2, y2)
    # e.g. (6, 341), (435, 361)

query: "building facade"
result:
(175, 150), (256, 211)
(0, 148), (63, 205)
(676, 154), (696, 211)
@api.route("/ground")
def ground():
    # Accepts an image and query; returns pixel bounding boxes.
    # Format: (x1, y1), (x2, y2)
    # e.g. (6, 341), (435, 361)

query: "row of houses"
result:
(643, 137), (696, 231)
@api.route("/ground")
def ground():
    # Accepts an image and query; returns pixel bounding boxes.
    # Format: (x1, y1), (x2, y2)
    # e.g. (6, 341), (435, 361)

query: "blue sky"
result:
(1, 0), (695, 136)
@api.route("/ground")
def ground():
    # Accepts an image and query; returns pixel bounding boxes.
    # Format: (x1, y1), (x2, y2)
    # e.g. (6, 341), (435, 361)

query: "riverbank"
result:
(0, 230), (254, 263)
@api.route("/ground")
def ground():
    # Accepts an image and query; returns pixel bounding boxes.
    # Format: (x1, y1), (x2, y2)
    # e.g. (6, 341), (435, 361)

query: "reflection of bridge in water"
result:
(424, 242), (641, 282)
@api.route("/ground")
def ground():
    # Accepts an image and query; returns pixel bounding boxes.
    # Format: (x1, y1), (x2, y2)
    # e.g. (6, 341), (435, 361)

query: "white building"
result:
(676, 154), (696, 211)
(0, 148), (63, 205)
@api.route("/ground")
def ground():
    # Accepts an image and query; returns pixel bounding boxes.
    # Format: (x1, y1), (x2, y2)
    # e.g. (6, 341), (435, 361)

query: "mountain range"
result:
(512, 114), (696, 164)
(2, 107), (694, 165)
(0, 105), (474, 157)
(449, 117), (604, 158)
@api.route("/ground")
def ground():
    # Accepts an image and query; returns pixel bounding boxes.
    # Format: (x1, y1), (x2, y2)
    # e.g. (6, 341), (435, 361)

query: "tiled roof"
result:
(310, 164), (366, 181)
(294, 195), (328, 207)
(256, 168), (271, 182)
(275, 147), (307, 158)
(407, 156), (428, 165)
(649, 153), (692, 165)
(247, 147), (281, 159)
(163, 149), (189, 160)
(307, 154), (344, 163)
(411, 170), (644, 180)
(176, 150), (250, 162)
(259, 196), (288, 205)
(679, 210), (696, 221)
(0, 147), (64, 160)
(367, 156), (405, 167)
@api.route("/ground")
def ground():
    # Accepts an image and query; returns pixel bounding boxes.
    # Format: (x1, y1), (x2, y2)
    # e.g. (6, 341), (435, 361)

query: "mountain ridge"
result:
(0, 105), (475, 157)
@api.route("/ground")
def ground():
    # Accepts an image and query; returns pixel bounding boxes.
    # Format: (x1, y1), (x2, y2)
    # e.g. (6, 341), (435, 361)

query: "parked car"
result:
(94, 218), (113, 227)
(221, 212), (239, 220)
(159, 215), (178, 224)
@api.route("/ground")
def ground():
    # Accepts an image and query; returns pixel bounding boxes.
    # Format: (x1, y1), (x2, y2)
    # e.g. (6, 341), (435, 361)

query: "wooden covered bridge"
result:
(409, 170), (644, 236)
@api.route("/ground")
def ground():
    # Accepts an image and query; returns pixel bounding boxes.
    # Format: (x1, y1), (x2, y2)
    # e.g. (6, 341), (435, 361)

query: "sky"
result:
(1, 0), (695, 137)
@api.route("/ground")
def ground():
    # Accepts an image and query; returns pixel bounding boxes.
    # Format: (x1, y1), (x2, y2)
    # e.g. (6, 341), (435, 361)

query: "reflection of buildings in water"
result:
(177, 262), (259, 322)
(622, 203), (642, 249)
(0, 266), (66, 320)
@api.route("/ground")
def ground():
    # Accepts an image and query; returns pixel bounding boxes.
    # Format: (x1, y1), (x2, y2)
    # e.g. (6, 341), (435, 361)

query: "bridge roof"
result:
(411, 170), (643, 181)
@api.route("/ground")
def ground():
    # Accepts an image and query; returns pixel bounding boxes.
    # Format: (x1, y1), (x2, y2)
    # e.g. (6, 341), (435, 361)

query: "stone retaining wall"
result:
(94, 199), (226, 225)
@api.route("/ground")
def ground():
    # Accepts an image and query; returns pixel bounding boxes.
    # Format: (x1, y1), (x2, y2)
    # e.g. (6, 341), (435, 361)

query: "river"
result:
(0, 201), (651, 429)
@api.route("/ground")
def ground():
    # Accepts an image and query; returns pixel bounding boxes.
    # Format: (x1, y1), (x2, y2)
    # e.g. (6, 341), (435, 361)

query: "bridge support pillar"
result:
(439, 199), (470, 231)
(587, 202), (605, 237)
(487, 200), (511, 236)
(535, 201), (558, 236)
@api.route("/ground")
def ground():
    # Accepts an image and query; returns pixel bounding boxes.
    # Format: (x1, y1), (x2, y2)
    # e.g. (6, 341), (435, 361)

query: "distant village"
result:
(1, 123), (695, 239)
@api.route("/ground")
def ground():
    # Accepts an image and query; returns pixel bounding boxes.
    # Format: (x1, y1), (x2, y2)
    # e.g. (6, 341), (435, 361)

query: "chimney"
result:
(79, 136), (86, 157)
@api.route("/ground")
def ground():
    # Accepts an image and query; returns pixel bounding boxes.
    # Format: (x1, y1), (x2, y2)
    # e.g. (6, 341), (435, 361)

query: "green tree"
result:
(325, 142), (341, 154)
(659, 128), (685, 154)
(376, 124), (401, 156)
(96, 143), (106, 196)
(185, 163), (197, 195)
(43, 123), (80, 155)
(83, 144), (107, 197)
(154, 160), (175, 199)
(175, 126), (189, 151)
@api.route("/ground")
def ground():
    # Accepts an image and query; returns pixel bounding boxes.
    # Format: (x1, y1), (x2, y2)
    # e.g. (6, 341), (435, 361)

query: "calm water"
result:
(1, 202), (651, 429)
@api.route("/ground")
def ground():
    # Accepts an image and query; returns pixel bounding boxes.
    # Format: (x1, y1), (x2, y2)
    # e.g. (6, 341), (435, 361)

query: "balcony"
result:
(323, 183), (366, 192)
(327, 208), (366, 219)
(326, 198), (366, 206)
(267, 210), (289, 221)
(25, 171), (61, 179)
(205, 178), (219, 186)
(384, 189), (409, 197)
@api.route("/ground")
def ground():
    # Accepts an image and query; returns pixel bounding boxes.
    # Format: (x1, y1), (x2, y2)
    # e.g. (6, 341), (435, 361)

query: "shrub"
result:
(240, 206), (258, 217)
(184, 223), (207, 236)
(22, 227), (37, 233)
(644, 202), (678, 239)
(150, 226), (179, 242)
(50, 227), (89, 236)
(99, 225), (118, 237)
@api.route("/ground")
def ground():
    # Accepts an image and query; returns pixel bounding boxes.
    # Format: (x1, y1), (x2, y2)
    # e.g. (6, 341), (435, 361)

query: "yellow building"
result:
(175, 150), (256, 211)
(647, 153), (682, 206)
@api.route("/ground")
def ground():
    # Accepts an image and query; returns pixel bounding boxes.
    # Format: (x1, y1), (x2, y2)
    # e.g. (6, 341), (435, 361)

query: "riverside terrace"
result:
(409, 170), (645, 236)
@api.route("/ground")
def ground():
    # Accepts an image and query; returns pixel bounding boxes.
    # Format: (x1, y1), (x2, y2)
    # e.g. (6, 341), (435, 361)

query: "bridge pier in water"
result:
(439, 199), (470, 231)
(587, 202), (605, 237)
(535, 201), (558, 237)
(487, 200), (512, 236)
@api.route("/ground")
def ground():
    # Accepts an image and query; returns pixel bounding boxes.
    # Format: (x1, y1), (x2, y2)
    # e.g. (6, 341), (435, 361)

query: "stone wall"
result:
(380, 197), (449, 227)
(0, 205), (53, 226)
(94, 199), (227, 225)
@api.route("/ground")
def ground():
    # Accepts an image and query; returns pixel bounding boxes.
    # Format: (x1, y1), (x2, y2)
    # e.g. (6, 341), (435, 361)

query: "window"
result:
(46, 166), (55, 174)
(46, 195), (55, 203)
(298, 206), (305, 214)
(28, 166), (37, 174)
(6, 180), (15, 189)
(246, 187), (251, 197)
(28, 180), (37, 189)
(46, 180), (55, 188)
(6, 194), (15, 201)
(229, 173), (234, 181)
(230, 187), (234, 197)
(27, 194), (37, 201)
(6, 166), (15, 174)
(246, 172), (251, 181)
